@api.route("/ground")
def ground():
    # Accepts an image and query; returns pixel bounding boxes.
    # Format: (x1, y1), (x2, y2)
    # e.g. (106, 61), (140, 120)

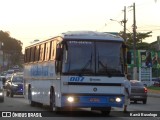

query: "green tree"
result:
(0, 30), (23, 69)
(119, 31), (152, 50)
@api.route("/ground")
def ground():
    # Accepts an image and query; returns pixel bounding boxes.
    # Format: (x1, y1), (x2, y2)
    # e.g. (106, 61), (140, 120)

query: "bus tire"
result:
(0, 98), (4, 102)
(0, 95), (4, 102)
(10, 91), (14, 98)
(50, 87), (59, 112)
(143, 99), (147, 104)
(28, 85), (36, 106)
(6, 91), (9, 97)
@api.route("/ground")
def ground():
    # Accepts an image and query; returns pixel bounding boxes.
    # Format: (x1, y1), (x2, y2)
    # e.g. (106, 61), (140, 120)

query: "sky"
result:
(0, 0), (160, 53)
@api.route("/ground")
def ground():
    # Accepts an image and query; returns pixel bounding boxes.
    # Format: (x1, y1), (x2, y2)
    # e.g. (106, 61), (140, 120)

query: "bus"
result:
(24, 31), (128, 115)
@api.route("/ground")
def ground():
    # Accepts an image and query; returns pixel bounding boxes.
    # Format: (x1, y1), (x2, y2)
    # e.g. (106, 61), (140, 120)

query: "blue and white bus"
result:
(24, 31), (128, 115)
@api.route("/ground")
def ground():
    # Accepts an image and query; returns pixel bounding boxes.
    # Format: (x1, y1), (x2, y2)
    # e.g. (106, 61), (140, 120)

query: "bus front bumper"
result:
(61, 94), (124, 108)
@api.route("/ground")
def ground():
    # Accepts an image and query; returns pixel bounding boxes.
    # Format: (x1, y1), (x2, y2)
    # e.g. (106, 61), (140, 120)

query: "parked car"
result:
(152, 78), (160, 87)
(130, 80), (148, 104)
(5, 73), (24, 97)
(0, 77), (4, 102)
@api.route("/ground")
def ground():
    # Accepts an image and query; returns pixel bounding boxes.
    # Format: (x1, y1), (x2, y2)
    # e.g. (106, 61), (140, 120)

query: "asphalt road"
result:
(0, 95), (160, 120)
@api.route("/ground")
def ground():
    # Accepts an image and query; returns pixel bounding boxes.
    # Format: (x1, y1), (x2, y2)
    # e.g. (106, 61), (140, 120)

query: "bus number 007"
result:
(70, 77), (84, 82)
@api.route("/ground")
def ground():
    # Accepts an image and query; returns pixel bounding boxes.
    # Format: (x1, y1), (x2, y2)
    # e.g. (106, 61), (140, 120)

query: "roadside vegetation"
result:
(0, 30), (23, 69)
(147, 86), (160, 94)
(147, 86), (160, 90)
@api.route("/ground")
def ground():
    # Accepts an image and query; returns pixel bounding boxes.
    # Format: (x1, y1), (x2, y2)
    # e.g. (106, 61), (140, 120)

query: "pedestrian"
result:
(123, 74), (131, 113)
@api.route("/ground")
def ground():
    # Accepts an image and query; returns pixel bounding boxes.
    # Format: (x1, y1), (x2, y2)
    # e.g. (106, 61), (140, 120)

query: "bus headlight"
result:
(67, 96), (74, 103)
(115, 97), (121, 102)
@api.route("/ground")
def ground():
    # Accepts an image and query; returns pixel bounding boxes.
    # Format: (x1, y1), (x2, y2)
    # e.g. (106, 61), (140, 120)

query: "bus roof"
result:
(62, 31), (124, 42)
(25, 31), (124, 49)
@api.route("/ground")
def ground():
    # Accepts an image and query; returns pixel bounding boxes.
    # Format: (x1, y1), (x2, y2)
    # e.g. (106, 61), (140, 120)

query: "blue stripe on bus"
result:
(67, 82), (123, 86)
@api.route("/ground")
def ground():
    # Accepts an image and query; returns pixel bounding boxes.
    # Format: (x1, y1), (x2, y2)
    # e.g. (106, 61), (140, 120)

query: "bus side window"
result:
(50, 40), (56, 60)
(25, 48), (30, 63)
(24, 49), (27, 63)
(35, 45), (40, 61)
(30, 47), (35, 62)
(24, 49), (26, 63)
(49, 41), (52, 60)
(45, 42), (51, 61)
(40, 44), (45, 61)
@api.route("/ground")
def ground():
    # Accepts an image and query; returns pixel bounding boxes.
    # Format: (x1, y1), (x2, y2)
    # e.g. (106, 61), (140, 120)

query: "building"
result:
(150, 36), (160, 51)
(127, 36), (160, 86)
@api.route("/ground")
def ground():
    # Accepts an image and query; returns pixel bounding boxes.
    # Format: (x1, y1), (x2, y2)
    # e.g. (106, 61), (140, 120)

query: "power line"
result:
(138, 25), (160, 28)
(98, 10), (124, 31)
(138, 29), (160, 31)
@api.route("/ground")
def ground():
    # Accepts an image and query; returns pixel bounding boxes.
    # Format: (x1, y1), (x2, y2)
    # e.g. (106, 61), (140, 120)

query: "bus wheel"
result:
(28, 85), (36, 106)
(50, 87), (59, 112)
(6, 91), (9, 97)
(10, 92), (14, 98)
(0, 97), (4, 102)
(143, 99), (147, 104)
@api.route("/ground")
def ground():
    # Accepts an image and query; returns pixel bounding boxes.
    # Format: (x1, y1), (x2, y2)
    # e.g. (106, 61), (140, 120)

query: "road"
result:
(0, 95), (160, 120)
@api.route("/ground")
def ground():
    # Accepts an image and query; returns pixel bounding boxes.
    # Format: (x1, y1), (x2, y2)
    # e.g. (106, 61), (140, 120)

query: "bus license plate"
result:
(89, 98), (100, 102)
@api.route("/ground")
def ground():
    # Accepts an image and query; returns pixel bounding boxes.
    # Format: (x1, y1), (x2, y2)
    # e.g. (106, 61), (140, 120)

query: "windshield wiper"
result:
(97, 52), (112, 77)
(78, 53), (93, 76)
(98, 60), (112, 77)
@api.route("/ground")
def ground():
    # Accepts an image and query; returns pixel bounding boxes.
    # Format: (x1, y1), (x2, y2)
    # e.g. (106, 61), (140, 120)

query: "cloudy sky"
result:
(0, 0), (160, 52)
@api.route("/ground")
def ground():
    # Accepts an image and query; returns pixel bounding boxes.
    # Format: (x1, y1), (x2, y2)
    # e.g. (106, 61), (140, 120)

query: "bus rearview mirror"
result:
(55, 48), (62, 61)
(127, 51), (131, 64)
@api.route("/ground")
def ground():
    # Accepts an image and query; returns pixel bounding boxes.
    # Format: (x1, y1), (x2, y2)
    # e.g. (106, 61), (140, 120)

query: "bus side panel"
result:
(24, 61), (61, 106)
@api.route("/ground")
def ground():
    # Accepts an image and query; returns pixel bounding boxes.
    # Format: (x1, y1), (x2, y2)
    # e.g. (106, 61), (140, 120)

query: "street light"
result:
(110, 19), (132, 34)
(110, 18), (129, 43)
(110, 19), (123, 26)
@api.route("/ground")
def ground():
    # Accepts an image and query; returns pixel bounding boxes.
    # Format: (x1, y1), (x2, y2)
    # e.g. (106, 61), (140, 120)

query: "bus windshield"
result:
(62, 40), (124, 76)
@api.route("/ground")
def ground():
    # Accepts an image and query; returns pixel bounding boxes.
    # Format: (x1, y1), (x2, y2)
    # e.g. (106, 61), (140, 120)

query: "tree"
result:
(136, 42), (150, 50)
(0, 30), (23, 69)
(119, 31), (152, 50)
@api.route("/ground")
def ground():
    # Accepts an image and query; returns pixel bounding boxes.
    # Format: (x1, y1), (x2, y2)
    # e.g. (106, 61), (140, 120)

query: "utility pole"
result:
(122, 6), (128, 75)
(133, 2), (137, 80)
(123, 6), (127, 43)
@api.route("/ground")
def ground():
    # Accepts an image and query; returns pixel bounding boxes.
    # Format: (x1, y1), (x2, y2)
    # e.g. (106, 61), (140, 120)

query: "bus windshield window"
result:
(96, 42), (123, 76)
(62, 40), (123, 76)
(62, 41), (94, 75)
